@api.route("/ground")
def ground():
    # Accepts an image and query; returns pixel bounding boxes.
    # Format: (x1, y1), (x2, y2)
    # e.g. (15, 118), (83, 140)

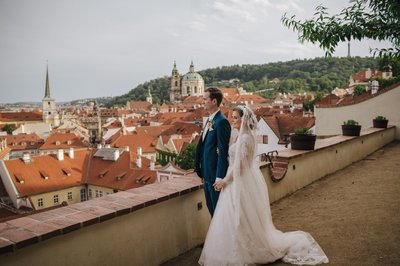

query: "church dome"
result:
(182, 72), (203, 81)
(182, 61), (203, 81)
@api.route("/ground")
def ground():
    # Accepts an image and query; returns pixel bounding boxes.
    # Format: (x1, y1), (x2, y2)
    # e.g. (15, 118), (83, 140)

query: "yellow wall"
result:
(30, 186), (85, 210)
(87, 184), (115, 200)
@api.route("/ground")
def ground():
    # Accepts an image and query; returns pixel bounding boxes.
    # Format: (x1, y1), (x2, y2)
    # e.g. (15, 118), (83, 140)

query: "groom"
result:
(195, 87), (231, 216)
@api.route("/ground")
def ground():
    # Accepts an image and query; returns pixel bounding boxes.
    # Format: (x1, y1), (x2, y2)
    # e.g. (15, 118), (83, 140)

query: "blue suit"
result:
(195, 110), (231, 216)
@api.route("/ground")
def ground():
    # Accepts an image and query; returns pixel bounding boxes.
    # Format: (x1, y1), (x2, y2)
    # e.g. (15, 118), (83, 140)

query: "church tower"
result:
(170, 61), (181, 102)
(42, 63), (60, 127)
(146, 86), (153, 104)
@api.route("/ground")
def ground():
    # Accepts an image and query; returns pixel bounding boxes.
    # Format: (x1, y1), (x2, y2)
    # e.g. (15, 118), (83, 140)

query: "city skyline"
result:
(0, 0), (392, 103)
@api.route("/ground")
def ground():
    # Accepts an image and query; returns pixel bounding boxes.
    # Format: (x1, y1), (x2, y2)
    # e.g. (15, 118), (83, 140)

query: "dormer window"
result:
(116, 172), (127, 181)
(15, 173), (24, 184)
(39, 170), (49, 180)
(55, 141), (61, 145)
(142, 177), (151, 184)
(98, 170), (108, 178)
(67, 140), (72, 145)
(62, 168), (71, 176)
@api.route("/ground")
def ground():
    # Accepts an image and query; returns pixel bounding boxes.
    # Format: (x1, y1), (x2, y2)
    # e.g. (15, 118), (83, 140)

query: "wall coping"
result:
(0, 176), (202, 255)
(275, 126), (395, 160)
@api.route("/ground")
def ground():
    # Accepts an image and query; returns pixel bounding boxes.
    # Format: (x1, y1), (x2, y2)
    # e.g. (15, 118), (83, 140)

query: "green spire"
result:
(189, 60), (195, 73)
(172, 60), (178, 75)
(44, 63), (51, 99)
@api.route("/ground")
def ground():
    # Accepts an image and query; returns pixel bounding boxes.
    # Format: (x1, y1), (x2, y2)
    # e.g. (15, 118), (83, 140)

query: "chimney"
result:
(97, 144), (102, 149)
(21, 124), (25, 134)
(57, 149), (64, 161)
(137, 147), (142, 156)
(22, 153), (31, 164)
(68, 147), (74, 159)
(105, 144), (111, 148)
(125, 146), (130, 152)
(136, 154), (142, 168)
(113, 149), (120, 161)
(150, 157), (155, 170)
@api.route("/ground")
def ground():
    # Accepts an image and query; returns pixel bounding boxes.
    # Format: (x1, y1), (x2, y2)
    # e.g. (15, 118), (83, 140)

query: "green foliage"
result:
(294, 127), (311, 135)
(103, 57), (382, 106)
(281, 0), (400, 58)
(374, 76), (400, 88)
(343, 119), (359, 126)
(1, 124), (16, 134)
(353, 85), (365, 96)
(175, 143), (196, 170)
(374, 115), (387, 120)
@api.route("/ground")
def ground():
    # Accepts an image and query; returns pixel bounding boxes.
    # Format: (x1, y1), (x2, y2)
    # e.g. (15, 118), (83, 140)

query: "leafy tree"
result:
(2, 124), (16, 134)
(175, 143), (196, 170)
(281, 0), (400, 58)
(353, 85), (365, 96)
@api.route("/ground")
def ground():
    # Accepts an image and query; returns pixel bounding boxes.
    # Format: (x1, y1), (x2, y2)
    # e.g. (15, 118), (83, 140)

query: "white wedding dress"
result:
(199, 109), (328, 266)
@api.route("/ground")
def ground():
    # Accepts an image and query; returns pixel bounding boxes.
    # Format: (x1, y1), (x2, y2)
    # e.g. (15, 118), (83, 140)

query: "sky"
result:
(0, 0), (392, 103)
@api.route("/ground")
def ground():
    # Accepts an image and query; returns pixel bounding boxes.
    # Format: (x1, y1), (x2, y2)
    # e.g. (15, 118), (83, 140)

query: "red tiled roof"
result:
(160, 122), (201, 136)
(111, 134), (157, 154)
(351, 68), (384, 83)
(316, 83), (400, 108)
(6, 133), (43, 151)
(172, 137), (191, 153)
(236, 94), (268, 104)
(4, 150), (91, 197)
(152, 112), (191, 125)
(182, 96), (203, 104)
(127, 101), (152, 110)
(0, 111), (42, 122)
(39, 133), (88, 150)
(262, 115), (315, 142)
(87, 151), (156, 190)
(136, 125), (173, 138)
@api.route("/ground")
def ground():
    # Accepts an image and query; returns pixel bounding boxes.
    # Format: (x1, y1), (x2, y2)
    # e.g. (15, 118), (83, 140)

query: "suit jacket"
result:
(195, 110), (231, 182)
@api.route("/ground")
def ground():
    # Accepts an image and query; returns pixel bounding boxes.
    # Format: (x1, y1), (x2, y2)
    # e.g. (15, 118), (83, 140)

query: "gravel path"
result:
(162, 141), (400, 266)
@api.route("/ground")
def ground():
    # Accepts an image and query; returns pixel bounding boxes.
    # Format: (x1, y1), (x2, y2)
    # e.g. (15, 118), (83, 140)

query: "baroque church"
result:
(169, 61), (205, 102)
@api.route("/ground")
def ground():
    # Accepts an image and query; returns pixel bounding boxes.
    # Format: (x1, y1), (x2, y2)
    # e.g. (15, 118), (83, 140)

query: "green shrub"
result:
(343, 119), (359, 126)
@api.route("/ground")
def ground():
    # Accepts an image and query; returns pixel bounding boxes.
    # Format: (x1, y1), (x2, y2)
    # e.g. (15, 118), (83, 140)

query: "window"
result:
(95, 190), (99, 198)
(38, 198), (44, 207)
(99, 191), (103, 197)
(263, 135), (268, 144)
(88, 189), (92, 198)
(80, 188), (87, 202)
(53, 195), (59, 204)
(68, 192), (73, 201)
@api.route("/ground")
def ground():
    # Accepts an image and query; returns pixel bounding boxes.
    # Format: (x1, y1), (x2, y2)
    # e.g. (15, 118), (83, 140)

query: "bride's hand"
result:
(213, 180), (226, 191)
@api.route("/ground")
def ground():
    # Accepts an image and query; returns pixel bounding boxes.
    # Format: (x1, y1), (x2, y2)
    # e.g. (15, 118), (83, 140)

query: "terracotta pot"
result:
(373, 119), (388, 128)
(342, 125), (361, 136)
(290, 134), (316, 150)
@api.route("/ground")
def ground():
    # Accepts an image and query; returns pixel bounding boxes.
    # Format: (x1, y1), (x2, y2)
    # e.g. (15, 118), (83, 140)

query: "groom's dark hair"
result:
(205, 87), (223, 106)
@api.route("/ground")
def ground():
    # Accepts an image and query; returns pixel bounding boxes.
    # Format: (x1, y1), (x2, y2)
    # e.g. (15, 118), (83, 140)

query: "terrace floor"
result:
(162, 141), (400, 266)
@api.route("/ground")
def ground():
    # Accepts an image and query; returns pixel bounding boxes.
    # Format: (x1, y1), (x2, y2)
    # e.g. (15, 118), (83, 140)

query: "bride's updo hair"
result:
(233, 106), (256, 130)
(233, 106), (244, 118)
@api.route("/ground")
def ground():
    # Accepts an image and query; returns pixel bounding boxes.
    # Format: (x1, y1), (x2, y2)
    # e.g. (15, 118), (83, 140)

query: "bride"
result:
(198, 106), (329, 265)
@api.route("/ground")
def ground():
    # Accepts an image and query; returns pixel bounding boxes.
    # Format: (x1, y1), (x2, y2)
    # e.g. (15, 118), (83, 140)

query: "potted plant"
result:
(342, 119), (361, 136)
(290, 127), (316, 150)
(373, 116), (388, 128)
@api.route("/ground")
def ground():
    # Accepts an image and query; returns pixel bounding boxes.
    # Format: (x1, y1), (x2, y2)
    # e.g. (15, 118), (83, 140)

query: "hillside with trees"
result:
(106, 56), (398, 107)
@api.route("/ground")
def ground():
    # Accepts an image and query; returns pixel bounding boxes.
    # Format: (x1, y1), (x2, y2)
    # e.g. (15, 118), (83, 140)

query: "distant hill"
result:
(105, 56), (389, 107)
